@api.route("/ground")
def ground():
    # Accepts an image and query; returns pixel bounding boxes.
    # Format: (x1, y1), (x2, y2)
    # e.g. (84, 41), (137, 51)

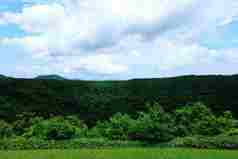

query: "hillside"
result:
(35, 75), (66, 80)
(0, 74), (238, 124)
(0, 74), (9, 79)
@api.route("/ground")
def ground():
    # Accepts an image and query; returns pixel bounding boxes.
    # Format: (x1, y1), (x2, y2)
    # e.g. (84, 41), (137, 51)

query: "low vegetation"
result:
(0, 102), (237, 150)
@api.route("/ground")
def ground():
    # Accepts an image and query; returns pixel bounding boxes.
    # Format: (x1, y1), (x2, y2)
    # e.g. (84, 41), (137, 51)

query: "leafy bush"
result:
(128, 103), (175, 143)
(174, 103), (234, 136)
(168, 134), (238, 149)
(64, 116), (88, 138)
(92, 113), (135, 140)
(0, 120), (14, 138)
(193, 111), (234, 136)
(174, 102), (211, 136)
(225, 128), (238, 136)
(25, 117), (77, 140)
(0, 138), (143, 150)
(13, 112), (44, 136)
(0, 101), (237, 150)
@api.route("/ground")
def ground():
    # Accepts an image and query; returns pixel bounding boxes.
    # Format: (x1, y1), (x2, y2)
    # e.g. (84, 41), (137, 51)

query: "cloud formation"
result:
(1, 0), (238, 78)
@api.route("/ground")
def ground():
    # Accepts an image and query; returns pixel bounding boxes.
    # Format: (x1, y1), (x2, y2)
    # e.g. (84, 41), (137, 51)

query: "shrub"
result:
(174, 102), (212, 136)
(93, 113), (135, 140)
(13, 112), (44, 136)
(174, 103), (235, 136)
(168, 134), (238, 149)
(0, 120), (14, 138)
(64, 116), (88, 138)
(128, 103), (175, 143)
(25, 117), (76, 140)
(0, 138), (143, 150)
(225, 128), (238, 136)
(87, 125), (105, 138)
(193, 111), (234, 136)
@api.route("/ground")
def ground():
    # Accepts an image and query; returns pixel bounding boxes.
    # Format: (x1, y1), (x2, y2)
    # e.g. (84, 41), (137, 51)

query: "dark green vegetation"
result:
(1, 74), (238, 125)
(1, 148), (238, 159)
(35, 75), (66, 80)
(0, 74), (238, 150)
(0, 74), (9, 79)
(0, 103), (237, 150)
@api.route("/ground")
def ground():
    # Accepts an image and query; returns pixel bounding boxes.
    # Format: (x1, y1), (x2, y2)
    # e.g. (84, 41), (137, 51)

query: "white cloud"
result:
(1, 0), (238, 77)
(101, 36), (219, 71)
(1, 3), (65, 33)
(65, 54), (128, 74)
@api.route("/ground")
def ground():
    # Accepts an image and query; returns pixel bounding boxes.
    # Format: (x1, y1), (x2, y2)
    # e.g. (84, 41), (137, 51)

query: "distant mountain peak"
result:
(35, 75), (66, 80)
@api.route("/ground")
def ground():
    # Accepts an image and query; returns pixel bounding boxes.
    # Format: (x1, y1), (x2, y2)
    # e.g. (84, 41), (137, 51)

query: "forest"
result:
(0, 75), (238, 150)
(1, 74), (238, 125)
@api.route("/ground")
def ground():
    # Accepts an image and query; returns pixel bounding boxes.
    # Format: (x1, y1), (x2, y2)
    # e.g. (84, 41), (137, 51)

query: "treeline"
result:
(0, 103), (238, 150)
(1, 74), (238, 125)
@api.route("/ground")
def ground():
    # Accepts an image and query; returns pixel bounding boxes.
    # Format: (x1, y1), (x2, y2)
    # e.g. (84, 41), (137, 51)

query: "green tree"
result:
(25, 117), (76, 140)
(128, 103), (175, 143)
(0, 97), (16, 119)
(13, 112), (44, 136)
(93, 113), (135, 140)
(174, 103), (235, 136)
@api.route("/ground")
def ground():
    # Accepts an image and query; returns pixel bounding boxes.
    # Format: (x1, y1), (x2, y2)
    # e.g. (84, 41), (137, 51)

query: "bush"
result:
(0, 120), (14, 138)
(92, 103), (176, 143)
(225, 128), (238, 136)
(128, 103), (175, 143)
(13, 112), (44, 136)
(25, 117), (76, 140)
(174, 103), (235, 136)
(174, 102), (212, 136)
(0, 138), (144, 150)
(193, 111), (234, 136)
(168, 134), (238, 149)
(64, 116), (88, 138)
(92, 113), (135, 140)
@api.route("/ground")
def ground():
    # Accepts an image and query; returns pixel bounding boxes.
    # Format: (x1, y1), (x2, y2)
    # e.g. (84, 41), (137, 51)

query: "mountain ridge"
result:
(1, 73), (238, 124)
(34, 74), (66, 80)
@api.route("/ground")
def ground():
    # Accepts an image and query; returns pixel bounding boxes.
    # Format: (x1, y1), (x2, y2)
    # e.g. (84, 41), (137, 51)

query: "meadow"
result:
(1, 148), (238, 159)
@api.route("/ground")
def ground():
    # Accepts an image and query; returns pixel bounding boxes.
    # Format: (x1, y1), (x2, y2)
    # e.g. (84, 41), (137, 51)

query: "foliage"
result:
(168, 134), (238, 149)
(0, 120), (14, 138)
(225, 128), (238, 136)
(0, 101), (237, 149)
(25, 117), (77, 140)
(1, 75), (238, 124)
(12, 112), (44, 136)
(92, 113), (135, 140)
(0, 137), (143, 150)
(174, 103), (234, 136)
(0, 96), (16, 119)
(64, 116), (88, 138)
(128, 103), (175, 143)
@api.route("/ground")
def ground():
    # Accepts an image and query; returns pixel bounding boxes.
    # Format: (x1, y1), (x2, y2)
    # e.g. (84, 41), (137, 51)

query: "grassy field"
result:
(1, 148), (238, 159)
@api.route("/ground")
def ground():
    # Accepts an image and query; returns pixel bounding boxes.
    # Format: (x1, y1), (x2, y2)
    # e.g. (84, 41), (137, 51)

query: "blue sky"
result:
(1, 0), (238, 79)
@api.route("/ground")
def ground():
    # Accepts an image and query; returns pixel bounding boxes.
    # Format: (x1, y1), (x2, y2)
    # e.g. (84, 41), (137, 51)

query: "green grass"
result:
(1, 148), (238, 159)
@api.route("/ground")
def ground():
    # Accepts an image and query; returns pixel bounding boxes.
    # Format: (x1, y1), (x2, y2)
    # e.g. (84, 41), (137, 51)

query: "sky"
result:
(0, 0), (238, 80)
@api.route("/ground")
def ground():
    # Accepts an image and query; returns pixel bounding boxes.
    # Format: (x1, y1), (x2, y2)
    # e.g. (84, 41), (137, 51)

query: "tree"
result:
(25, 117), (76, 140)
(174, 103), (235, 136)
(93, 113), (135, 140)
(128, 103), (175, 143)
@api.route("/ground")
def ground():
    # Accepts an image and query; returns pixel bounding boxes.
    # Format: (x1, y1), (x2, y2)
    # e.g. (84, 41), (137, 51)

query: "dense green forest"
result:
(1, 74), (238, 150)
(0, 74), (238, 125)
(0, 103), (237, 150)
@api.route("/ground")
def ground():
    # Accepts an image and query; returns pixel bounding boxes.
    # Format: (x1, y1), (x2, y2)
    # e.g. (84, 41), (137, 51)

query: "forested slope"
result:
(0, 75), (238, 124)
